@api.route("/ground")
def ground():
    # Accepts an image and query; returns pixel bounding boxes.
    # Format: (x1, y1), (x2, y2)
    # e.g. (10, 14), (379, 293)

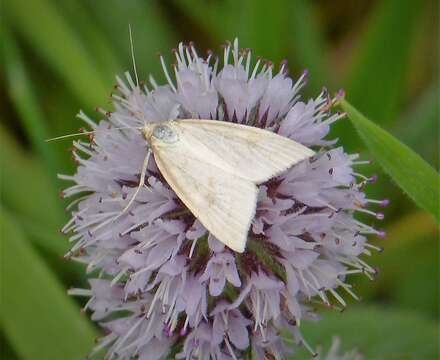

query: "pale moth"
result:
(51, 30), (314, 253)
(138, 119), (314, 253)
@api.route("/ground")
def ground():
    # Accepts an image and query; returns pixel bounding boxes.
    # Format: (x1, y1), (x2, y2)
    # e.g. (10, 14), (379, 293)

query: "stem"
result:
(246, 237), (287, 282)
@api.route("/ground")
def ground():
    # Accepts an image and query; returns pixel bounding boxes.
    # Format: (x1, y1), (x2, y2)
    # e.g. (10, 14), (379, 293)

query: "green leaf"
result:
(4, 0), (109, 109)
(334, 0), (422, 153)
(57, 0), (123, 79)
(0, 124), (70, 258)
(340, 99), (440, 223)
(0, 208), (97, 360)
(18, 216), (70, 256)
(3, 29), (60, 177)
(293, 306), (439, 359)
(289, 0), (329, 92)
(397, 83), (439, 169)
(0, 332), (19, 360)
(0, 124), (64, 229)
(345, 0), (420, 125)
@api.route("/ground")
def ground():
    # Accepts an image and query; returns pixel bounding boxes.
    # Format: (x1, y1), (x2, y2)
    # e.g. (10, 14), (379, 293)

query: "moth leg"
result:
(93, 147), (151, 233)
(119, 146), (152, 217)
(90, 147), (153, 235)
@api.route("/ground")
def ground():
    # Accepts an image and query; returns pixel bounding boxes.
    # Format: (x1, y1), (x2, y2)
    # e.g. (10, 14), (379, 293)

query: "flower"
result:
(62, 39), (387, 359)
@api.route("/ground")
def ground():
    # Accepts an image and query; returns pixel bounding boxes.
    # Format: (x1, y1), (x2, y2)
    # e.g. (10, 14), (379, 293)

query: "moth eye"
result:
(152, 124), (179, 143)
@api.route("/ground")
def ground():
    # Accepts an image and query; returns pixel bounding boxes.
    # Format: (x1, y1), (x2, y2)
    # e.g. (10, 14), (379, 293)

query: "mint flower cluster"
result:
(62, 39), (385, 359)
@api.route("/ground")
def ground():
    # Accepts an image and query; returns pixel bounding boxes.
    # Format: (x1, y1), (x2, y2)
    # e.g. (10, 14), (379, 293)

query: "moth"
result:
(129, 119), (315, 253)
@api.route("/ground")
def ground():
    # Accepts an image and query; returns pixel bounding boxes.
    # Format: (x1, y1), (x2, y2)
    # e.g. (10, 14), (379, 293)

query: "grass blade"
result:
(345, 0), (420, 125)
(0, 124), (66, 250)
(397, 83), (439, 169)
(57, 0), (123, 78)
(341, 99), (440, 223)
(289, 0), (329, 92)
(0, 208), (97, 360)
(3, 29), (59, 176)
(5, 0), (109, 108)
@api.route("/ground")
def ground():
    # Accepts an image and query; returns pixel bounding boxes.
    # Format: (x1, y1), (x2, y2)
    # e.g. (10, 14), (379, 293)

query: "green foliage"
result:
(4, 0), (109, 108)
(293, 306), (439, 359)
(341, 99), (440, 223)
(85, 0), (176, 78)
(0, 125), (65, 235)
(0, 209), (97, 360)
(334, 0), (421, 152)
(3, 31), (60, 179)
(345, 0), (420, 125)
(289, 0), (328, 92)
(398, 83), (439, 169)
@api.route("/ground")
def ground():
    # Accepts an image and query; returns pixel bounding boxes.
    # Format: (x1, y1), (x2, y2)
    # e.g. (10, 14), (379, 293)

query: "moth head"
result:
(141, 123), (155, 142)
(143, 123), (179, 144)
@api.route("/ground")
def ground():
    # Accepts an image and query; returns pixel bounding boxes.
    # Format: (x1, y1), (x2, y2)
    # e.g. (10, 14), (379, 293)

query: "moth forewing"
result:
(172, 119), (315, 183)
(151, 131), (258, 253)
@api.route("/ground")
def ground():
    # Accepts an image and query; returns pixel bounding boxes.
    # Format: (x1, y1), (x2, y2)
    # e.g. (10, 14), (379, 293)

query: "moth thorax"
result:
(152, 124), (179, 143)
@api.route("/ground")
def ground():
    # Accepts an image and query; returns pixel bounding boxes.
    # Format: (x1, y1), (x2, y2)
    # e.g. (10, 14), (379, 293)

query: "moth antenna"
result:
(129, 24), (139, 87)
(45, 130), (99, 142)
(45, 126), (143, 142)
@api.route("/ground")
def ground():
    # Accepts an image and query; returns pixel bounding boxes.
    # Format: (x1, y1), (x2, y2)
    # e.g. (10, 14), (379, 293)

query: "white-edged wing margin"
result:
(173, 119), (315, 183)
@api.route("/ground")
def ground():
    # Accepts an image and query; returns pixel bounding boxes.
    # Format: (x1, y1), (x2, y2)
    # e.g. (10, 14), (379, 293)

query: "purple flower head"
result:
(62, 39), (386, 359)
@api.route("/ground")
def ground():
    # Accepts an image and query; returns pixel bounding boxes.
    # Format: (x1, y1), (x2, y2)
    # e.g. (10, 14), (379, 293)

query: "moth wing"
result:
(173, 119), (315, 183)
(151, 136), (257, 253)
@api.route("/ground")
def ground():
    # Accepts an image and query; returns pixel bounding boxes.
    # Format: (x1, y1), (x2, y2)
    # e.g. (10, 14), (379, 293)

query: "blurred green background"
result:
(1, 0), (438, 359)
